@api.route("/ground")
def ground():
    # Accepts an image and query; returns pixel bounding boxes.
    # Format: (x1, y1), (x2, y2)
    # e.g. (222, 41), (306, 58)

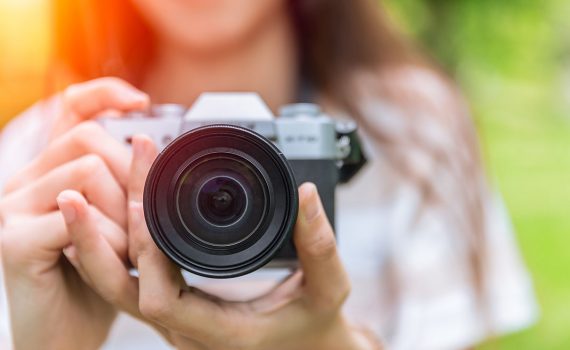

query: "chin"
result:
(131, 0), (286, 55)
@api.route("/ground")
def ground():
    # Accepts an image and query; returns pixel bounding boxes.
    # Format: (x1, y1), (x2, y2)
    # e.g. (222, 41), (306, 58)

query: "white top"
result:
(0, 72), (538, 350)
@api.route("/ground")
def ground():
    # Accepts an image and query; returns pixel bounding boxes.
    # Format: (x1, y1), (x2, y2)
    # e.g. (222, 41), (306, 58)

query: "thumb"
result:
(293, 183), (350, 309)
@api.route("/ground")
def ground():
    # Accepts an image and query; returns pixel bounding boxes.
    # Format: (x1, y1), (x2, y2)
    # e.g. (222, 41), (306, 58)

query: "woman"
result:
(0, 0), (537, 349)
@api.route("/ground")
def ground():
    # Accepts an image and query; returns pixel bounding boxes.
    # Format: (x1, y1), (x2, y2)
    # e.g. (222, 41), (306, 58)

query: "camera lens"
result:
(143, 125), (298, 278)
(198, 176), (245, 226)
(174, 156), (267, 248)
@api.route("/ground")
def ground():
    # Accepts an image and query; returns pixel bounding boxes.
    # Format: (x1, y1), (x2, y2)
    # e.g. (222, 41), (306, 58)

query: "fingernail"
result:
(57, 197), (77, 224)
(63, 245), (77, 260)
(129, 201), (144, 228)
(301, 183), (320, 222)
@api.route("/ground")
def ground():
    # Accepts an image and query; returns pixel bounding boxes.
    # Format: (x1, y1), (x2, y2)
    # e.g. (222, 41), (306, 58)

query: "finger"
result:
(50, 78), (148, 143)
(293, 183), (350, 311)
(128, 135), (157, 266)
(130, 190), (225, 343)
(63, 77), (148, 118)
(57, 190), (128, 262)
(4, 121), (130, 193)
(127, 134), (184, 310)
(57, 191), (136, 310)
(1, 154), (127, 228)
(1, 212), (68, 269)
(62, 245), (94, 286)
(127, 135), (180, 296)
(129, 136), (250, 344)
(128, 135), (157, 202)
(58, 191), (174, 342)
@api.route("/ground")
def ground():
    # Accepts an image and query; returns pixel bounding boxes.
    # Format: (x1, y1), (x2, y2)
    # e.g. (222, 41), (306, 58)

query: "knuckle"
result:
(62, 84), (81, 106)
(81, 154), (105, 174)
(74, 154), (106, 179)
(69, 121), (104, 148)
(139, 296), (171, 321)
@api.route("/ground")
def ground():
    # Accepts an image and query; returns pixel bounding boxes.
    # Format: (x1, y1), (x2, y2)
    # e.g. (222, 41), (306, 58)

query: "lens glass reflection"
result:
(197, 176), (246, 226)
(175, 156), (266, 247)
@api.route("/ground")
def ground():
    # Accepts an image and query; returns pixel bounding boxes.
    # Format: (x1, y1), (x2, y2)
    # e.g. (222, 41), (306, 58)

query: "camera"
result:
(100, 93), (366, 278)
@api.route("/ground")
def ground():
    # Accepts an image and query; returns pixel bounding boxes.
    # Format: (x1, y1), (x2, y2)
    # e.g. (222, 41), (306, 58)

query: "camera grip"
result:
(273, 159), (338, 261)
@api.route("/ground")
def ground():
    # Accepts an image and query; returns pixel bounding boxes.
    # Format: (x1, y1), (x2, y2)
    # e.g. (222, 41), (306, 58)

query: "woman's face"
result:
(130, 0), (288, 54)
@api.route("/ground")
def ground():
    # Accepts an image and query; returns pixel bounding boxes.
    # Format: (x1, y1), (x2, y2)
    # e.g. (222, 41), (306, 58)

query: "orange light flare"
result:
(0, 0), (51, 124)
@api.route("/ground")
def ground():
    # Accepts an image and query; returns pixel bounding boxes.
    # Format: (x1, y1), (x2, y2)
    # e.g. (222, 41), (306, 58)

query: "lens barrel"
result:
(143, 125), (298, 278)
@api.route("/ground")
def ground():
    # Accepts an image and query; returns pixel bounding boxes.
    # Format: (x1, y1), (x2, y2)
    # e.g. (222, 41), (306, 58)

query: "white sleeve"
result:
(387, 186), (538, 350)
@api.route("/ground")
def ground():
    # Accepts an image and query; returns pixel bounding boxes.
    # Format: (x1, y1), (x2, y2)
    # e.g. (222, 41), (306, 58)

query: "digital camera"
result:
(100, 93), (366, 278)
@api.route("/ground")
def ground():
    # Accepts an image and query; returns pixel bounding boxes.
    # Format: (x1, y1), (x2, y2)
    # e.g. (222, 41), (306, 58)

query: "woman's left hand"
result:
(62, 136), (380, 350)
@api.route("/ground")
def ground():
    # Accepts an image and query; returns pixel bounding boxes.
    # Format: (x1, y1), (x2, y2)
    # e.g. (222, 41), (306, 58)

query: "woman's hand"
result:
(0, 91), (141, 349)
(49, 77), (149, 141)
(62, 136), (382, 350)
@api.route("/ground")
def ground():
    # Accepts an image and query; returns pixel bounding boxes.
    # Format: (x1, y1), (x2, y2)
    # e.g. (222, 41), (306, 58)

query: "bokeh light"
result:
(0, 0), (51, 126)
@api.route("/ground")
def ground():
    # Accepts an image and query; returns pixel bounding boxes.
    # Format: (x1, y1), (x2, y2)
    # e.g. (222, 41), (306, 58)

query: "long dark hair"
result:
(51, 0), (487, 324)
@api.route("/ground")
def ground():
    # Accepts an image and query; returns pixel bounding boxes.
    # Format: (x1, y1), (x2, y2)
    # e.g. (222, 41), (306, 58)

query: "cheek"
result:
(130, 0), (287, 52)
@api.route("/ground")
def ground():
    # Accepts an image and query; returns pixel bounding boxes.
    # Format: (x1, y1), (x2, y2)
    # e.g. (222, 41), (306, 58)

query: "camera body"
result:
(100, 93), (366, 278)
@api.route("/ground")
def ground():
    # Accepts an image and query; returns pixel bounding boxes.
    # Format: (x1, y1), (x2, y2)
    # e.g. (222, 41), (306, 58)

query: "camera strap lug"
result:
(335, 121), (367, 183)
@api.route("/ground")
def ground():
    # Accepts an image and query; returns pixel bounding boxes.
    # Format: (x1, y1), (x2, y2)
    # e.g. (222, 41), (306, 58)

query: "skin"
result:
(1, 0), (382, 349)
(57, 136), (376, 350)
(0, 78), (150, 349)
(137, 0), (299, 111)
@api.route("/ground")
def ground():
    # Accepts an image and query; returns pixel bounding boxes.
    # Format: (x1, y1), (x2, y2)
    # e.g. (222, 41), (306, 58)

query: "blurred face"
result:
(130, 0), (289, 54)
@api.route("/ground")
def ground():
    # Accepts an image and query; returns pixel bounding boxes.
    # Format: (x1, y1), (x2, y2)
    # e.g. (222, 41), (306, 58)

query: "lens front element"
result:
(175, 154), (268, 248)
(198, 176), (246, 227)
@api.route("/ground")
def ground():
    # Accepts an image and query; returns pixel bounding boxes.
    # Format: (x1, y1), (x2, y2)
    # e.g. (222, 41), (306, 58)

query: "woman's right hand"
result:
(49, 77), (149, 141)
(0, 78), (148, 350)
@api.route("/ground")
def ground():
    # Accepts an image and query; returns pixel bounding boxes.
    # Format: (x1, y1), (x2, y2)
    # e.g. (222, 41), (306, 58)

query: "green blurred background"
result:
(0, 0), (569, 348)
(386, 1), (570, 348)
